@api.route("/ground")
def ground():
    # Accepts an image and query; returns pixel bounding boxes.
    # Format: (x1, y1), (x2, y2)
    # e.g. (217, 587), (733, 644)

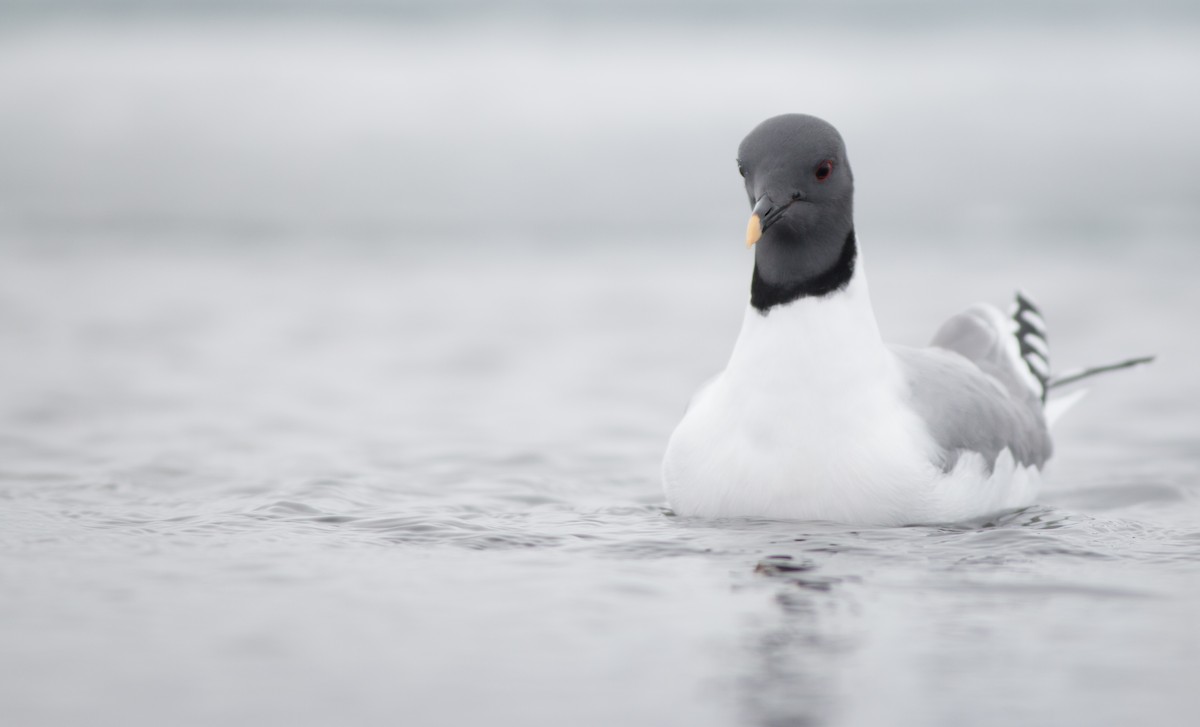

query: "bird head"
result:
(737, 114), (857, 303)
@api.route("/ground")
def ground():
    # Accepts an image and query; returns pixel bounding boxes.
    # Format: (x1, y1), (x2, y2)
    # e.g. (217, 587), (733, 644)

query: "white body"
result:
(662, 264), (1041, 526)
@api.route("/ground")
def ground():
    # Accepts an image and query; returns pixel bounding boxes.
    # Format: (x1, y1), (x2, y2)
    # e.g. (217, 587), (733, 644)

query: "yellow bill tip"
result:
(745, 214), (762, 248)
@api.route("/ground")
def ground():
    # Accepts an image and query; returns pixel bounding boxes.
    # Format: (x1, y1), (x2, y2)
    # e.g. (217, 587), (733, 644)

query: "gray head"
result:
(737, 114), (857, 312)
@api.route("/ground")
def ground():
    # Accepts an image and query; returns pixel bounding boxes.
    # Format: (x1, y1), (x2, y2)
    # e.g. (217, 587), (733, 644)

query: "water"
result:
(2, 240), (1197, 727)
(2, 15), (1200, 727)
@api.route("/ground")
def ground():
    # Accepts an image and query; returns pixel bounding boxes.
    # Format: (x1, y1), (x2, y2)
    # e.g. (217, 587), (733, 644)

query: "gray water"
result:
(2, 13), (1200, 727)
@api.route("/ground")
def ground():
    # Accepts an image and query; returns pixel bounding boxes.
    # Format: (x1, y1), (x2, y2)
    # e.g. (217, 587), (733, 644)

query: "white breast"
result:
(662, 265), (1041, 525)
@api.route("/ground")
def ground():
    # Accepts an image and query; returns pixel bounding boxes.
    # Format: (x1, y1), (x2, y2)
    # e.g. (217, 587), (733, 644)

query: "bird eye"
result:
(815, 160), (834, 181)
(737, 161), (746, 178)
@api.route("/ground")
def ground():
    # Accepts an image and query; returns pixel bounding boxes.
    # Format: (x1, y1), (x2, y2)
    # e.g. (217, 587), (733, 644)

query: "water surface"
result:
(2, 239), (1197, 727)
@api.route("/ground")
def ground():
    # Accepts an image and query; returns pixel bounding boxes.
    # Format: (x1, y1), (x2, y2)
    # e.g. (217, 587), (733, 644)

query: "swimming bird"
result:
(662, 113), (1152, 525)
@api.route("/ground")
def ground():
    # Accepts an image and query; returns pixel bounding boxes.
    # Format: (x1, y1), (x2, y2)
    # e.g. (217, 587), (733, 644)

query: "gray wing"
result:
(893, 304), (1052, 473)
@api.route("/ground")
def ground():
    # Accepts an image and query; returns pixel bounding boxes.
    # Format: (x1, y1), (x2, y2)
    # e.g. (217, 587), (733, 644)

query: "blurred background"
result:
(1, 0), (1198, 248)
(2, 3), (1199, 727)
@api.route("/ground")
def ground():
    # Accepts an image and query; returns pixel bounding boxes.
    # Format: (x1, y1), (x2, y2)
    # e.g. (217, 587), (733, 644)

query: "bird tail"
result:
(1009, 290), (1155, 425)
(1040, 357), (1156, 427)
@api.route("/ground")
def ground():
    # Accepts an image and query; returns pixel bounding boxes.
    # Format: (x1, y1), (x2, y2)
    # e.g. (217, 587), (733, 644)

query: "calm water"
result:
(2, 239), (1198, 727)
(2, 15), (1200, 727)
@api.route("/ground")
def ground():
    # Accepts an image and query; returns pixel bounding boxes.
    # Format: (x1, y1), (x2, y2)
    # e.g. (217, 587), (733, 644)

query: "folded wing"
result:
(893, 299), (1052, 473)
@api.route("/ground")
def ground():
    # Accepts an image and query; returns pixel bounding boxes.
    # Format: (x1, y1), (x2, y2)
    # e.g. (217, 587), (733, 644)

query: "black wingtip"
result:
(1012, 291), (1050, 401)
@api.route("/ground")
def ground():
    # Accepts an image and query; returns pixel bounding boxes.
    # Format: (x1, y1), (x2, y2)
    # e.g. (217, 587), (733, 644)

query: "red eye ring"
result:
(815, 160), (834, 181)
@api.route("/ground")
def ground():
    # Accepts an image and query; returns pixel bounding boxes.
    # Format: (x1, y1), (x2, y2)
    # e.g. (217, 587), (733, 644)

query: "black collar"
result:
(750, 230), (857, 314)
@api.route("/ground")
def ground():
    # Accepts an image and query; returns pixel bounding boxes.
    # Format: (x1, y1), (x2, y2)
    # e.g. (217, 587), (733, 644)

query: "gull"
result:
(662, 114), (1152, 525)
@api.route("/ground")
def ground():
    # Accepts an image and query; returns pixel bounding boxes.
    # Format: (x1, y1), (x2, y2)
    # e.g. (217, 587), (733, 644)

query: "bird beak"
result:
(745, 196), (773, 248)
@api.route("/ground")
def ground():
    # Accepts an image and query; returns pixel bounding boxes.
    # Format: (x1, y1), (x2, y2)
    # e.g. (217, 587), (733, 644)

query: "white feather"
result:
(1023, 332), (1049, 358)
(662, 262), (1042, 525)
(1044, 388), (1089, 428)
(1019, 308), (1046, 333)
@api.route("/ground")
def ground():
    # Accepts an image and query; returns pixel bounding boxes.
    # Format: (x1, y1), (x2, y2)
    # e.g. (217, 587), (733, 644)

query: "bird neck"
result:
(750, 229), (858, 313)
(728, 252), (890, 383)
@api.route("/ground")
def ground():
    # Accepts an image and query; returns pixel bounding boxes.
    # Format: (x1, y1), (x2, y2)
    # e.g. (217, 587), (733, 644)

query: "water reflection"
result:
(740, 557), (859, 727)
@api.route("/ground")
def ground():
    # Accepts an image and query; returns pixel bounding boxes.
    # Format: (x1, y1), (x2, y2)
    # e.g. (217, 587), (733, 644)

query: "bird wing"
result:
(930, 298), (1047, 402)
(891, 300), (1052, 473)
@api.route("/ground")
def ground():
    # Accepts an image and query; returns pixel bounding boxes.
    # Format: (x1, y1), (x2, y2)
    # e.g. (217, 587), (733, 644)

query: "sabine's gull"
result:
(662, 114), (1153, 525)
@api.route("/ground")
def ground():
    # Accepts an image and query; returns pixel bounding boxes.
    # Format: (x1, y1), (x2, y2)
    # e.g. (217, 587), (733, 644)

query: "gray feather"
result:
(893, 305), (1052, 473)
